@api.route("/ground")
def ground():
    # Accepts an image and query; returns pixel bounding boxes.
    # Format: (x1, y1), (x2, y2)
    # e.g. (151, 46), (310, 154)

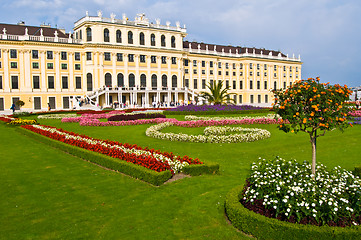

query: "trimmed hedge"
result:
(108, 113), (166, 121)
(181, 163), (219, 176)
(355, 165), (361, 177)
(164, 109), (272, 116)
(17, 127), (172, 186)
(225, 185), (361, 240)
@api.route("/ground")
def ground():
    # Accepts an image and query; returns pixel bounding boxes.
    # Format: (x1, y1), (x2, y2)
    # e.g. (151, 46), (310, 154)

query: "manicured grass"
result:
(1, 115), (360, 239)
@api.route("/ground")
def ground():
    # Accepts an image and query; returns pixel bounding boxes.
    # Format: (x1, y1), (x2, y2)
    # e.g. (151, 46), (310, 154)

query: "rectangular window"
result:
(171, 57), (176, 64)
(233, 72), (236, 76)
(128, 54), (134, 62)
(47, 51), (53, 59)
(218, 71), (222, 75)
(257, 72), (260, 76)
(296, 66), (298, 72)
(226, 80), (229, 88)
(48, 76), (54, 89)
(32, 62), (39, 69)
(264, 64), (267, 70)
(202, 61), (205, 67)
(193, 69), (197, 74)
(250, 71), (253, 76)
(240, 72), (243, 76)
(75, 64), (81, 70)
(75, 76), (82, 89)
(32, 50), (38, 59)
(257, 64), (260, 70)
(265, 95), (268, 103)
(289, 66), (292, 71)
(184, 59), (189, 66)
(233, 80), (236, 89)
(264, 72), (267, 77)
(233, 63), (236, 69)
(49, 97), (56, 109)
(239, 95), (242, 104)
(202, 70), (205, 74)
(264, 81), (268, 89)
(210, 79), (214, 86)
(104, 52), (111, 61)
(193, 79), (198, 89)
(34, 97), (41, 110)
(47, 63), (53, 69)
(33, 76), (40, 89)
(274, 65), (277, 71)
(249, 63), (253, 69)
(63, 97), (70, 109)
(210, 61), (213, 68)
(74, 52), (80, 61)
(218, 62), (221, 68)
(258, 95), (261, 103)
(11, 76), (19, 89)
(11, 62), (17, 68)
(193, 60), (197, 67)
(62, 76), (68, 89)
(210, 70), (213, 75)
(250, 95), (254, 104)
(240, 81), (243, 89)
(10, 49), (17, 58)
(185, 79), (189, 88)
(274, 73), (277, 77)
(117, 53), (123, 62)
(61, 63), (67, 70)
(202, 79), (206, 89)
(226, 71), (229, 76)
(240, 63), (243, 69)
(225, 63), (229, 69)
(61, 51), (67, 60)
(250, 80), (253, 89)
(86, 52), (92, 61)
(284, 82), (286, 89)
(140, 55), (146, 63)
(185, 69), (189, 74)
(257, 80), (260, 90)
(283, 66), (286, 71)
(151, 56), (156, 63)
(0, 76), (2, 89)
(161, 56), (167, 64)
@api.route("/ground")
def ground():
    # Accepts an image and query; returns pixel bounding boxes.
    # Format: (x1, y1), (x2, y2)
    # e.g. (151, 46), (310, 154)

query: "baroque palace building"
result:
(0, 11), (302, 111)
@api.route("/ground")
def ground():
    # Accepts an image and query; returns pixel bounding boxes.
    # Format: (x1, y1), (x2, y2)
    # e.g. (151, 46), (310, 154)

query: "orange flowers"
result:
(303, 118), (307, 124)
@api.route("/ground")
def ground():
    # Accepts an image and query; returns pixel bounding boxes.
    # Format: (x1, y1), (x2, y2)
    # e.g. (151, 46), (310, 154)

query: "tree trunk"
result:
(310, 131), (317, 177)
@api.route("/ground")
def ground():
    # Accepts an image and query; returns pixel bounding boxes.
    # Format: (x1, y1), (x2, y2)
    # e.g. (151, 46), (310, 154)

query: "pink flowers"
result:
(349, 110), (361, 117)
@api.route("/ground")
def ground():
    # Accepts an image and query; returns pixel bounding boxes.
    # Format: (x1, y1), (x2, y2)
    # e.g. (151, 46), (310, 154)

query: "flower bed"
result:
(8, 119), (38, 125)
(0, 116), (14, 123)
(351, 117), (361, 125)
(167, 104), (263, 112)
(241, 157), (361, 227)
(21, 124), (202, 174)
(38, 113), (78, 119)
(349, 110), (361, 117)
(108, 113), (166, 122)
(146, 123), (271, 143)
(184, 114), (278, 121)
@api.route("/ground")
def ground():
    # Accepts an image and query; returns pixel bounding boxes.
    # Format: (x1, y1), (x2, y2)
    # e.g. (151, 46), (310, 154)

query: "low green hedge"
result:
(225, 185), (361, 240)
(17, 127), (172, 186)
(164, 109), (272, 116)
(181, 163), (219, 176)
(354, 165), (361, 177)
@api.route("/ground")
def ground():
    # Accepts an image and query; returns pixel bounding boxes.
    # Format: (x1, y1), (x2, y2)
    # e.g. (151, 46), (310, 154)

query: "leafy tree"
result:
(272, 77), (352, 175)
(201, 80), (234, 105)
(16, 100), (25, 109)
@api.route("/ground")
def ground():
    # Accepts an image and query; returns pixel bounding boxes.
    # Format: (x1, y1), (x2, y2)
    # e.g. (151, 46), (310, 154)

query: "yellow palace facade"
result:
(0, 12), (302, 111)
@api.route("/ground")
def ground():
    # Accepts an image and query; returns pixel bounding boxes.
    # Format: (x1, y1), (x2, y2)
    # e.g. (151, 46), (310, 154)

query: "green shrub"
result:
(225, 185), (361, 240)
(17, 127), (172, 186)
(182, 163), (219, 176)
(355, 165), (361, 177)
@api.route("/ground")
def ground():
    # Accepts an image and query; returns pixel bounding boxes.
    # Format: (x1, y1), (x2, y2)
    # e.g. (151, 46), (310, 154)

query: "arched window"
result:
(87, 73), (93, 91)
(105, 73), (112, 87)
(86, 28), (92, 42)
(161, 35), (166, 47)
(172, 75), (177, 88)
(171, 36), (176, 48)
(129, 73), (135, 87)
(140, 74), (146, 88)
(117, 73), (124, 87)
(116, 30), (122, 43)
(151, 74), (157, 88)
(128, 31), (133, 44)
(104, 28), (110, 42)
(162, 74), (167, 87)
(150, 34), (156, 46)
(139, 32), (145, 45)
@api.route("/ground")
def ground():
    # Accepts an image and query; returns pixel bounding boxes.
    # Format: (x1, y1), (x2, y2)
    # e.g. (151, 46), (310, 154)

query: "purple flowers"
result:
(167, 104), (263, 112)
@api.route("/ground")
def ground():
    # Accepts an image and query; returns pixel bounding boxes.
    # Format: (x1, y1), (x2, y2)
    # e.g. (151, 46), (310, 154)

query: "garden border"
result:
(225, 185), (361, 240)
(16, 126), (219, 185)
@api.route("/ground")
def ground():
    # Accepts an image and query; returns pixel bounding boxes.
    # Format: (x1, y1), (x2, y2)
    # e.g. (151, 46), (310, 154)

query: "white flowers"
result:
(145, 123), (271, 143)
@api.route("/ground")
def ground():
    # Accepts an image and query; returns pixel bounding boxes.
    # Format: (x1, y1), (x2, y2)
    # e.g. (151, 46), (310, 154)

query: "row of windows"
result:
(84, 28), (177, 48)
(184, 60), (299, 72)
(100, 53), (178, 64)
(6, 49), (82, 61)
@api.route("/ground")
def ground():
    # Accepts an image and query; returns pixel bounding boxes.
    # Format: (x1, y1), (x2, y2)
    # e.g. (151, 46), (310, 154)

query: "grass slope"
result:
(1, 116), (360, 239)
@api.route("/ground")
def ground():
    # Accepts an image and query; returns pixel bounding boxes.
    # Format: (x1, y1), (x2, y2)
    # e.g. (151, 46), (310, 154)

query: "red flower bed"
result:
(21, 125), (202, 174)
(0, 117), (13, 123)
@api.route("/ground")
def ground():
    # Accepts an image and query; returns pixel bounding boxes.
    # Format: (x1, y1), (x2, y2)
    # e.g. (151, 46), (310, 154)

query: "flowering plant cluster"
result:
(184, 114), (278, 121)
(108, 113), (166, 122)
(241, 157), (361, 227)
(146, 122), (271, 143)
(351, 117), (361, 125)
(38, 113), (78, 119)
(21, 124), (202, 173)
(167, 104), (263, 112)
(0, 116), (15, 123)
(349, 110), (361, 117)
(8, 118), (37, 125)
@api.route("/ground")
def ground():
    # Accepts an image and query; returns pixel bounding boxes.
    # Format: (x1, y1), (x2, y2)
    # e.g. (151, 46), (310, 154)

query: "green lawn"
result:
(0, 115), (360, 239)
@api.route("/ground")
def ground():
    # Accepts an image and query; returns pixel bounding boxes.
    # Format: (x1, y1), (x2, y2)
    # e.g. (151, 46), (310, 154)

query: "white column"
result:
(99, 52), (104, 88)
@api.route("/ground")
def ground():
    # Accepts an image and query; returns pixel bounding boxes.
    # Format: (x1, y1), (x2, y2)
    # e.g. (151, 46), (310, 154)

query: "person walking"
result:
(48, 103), (51, 111)
(10, 103), (16, 113)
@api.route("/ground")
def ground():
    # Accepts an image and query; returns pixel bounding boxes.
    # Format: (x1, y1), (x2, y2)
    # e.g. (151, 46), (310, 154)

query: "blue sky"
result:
(1, 0), (361, 87)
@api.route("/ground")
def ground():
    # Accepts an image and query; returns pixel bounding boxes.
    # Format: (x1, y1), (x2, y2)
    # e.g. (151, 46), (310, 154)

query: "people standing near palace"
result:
(48, 103), (51, 111)
(10, 103), (16, 113)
